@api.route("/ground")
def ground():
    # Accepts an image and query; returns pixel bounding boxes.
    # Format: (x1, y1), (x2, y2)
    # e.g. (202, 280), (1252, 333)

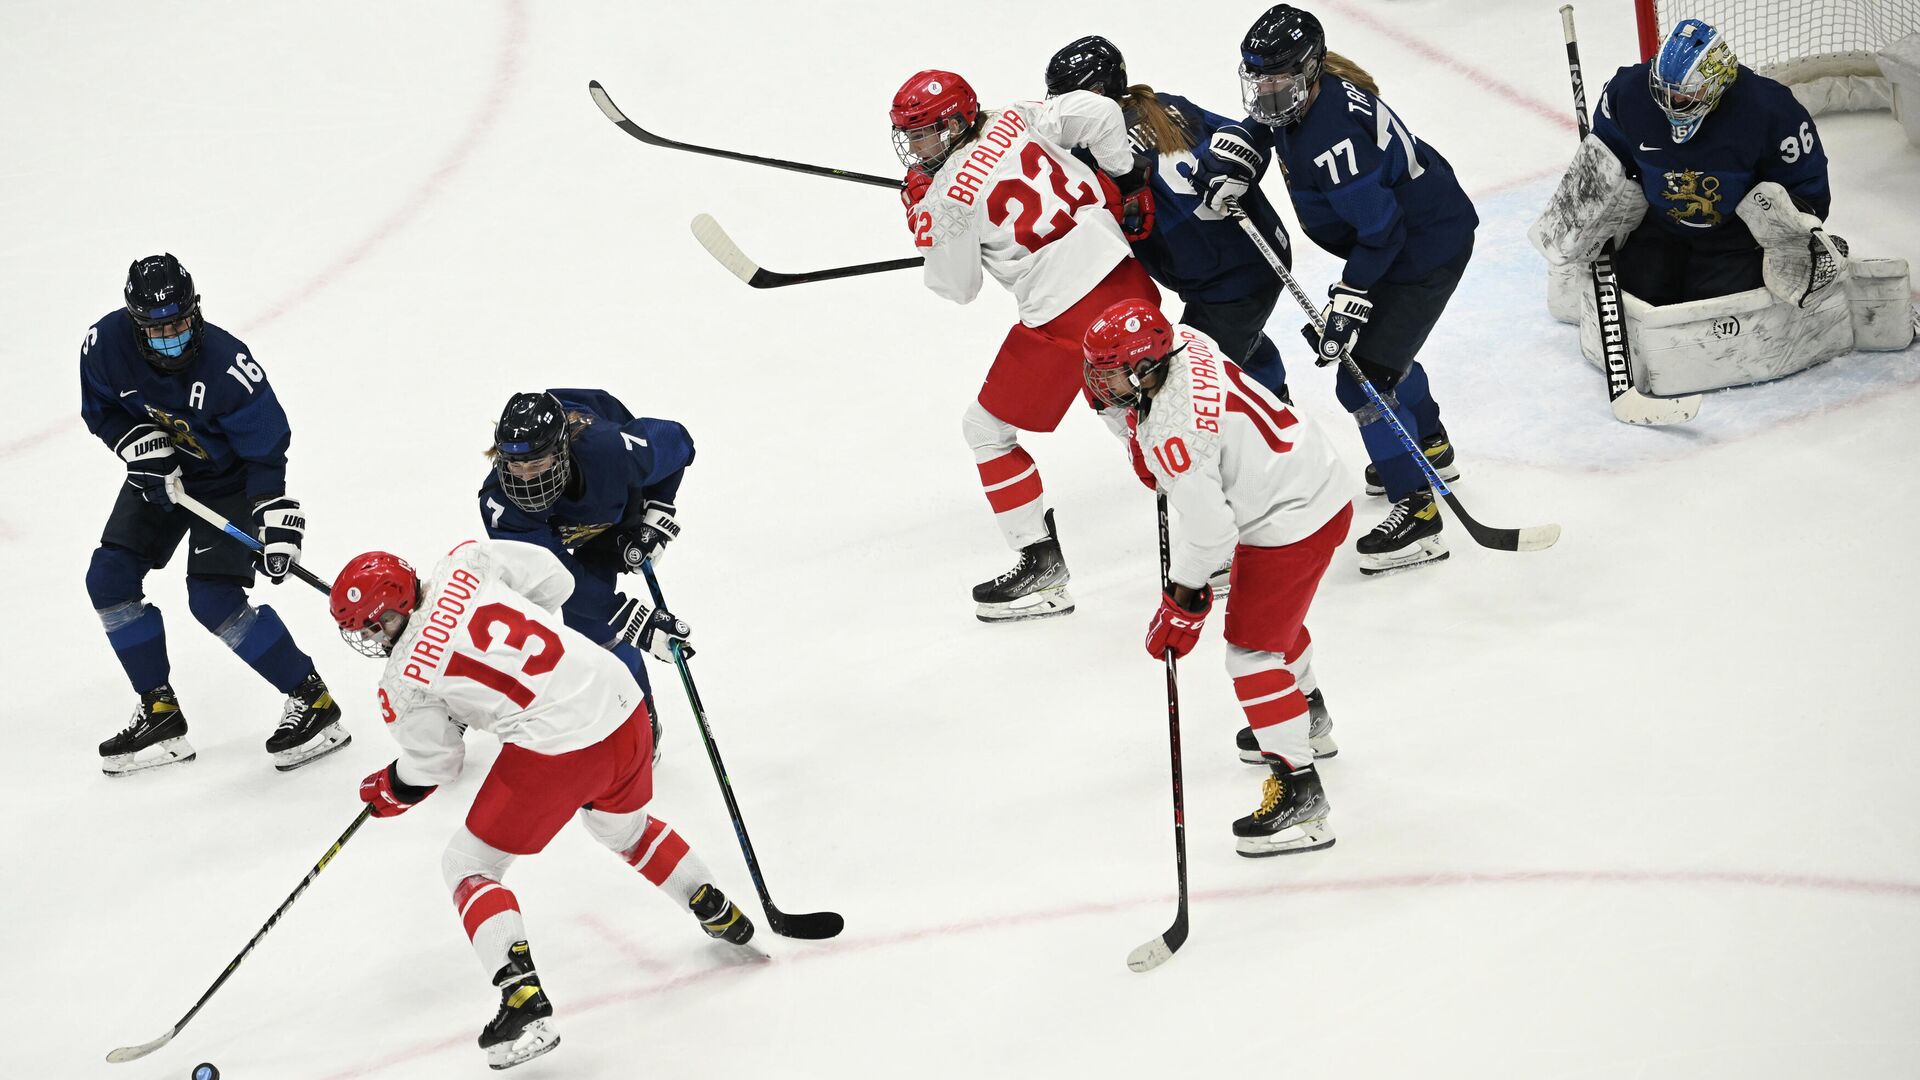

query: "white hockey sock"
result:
(453, 874), (528, 978)
(1228, 646), (1311, 769)
(1285, 638), (1319, 697)
(964, 401), (1048, 549)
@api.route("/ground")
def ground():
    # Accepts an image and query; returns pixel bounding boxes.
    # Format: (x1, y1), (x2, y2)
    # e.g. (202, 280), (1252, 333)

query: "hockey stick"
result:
(1560, 5), (1702, 426)
(168, 479), (334, 594)
(691, 213), (922, 288)
(590, 81), (902, 189)
(1128, 491), (1190, 973)
(107, 805), (374, 1063)
(638, 561), (844, 940)
(1234, 214), (1562, 553)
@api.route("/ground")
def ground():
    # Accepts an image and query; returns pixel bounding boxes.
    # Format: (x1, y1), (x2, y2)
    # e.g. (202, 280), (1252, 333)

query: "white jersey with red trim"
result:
(1134, 325), (1350, 588)
(912, 90), (1136, 327)
(375, 539), (642, 789)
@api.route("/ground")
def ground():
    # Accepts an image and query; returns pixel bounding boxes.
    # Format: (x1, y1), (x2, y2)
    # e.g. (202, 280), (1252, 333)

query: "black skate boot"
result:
(1236, 689), (1337, 764)
(1233, 763), (1335, 857)
(100, 685), (196, 777)
(1356, 489), (1448, 576)
(265, 671), (351, 772)
(972, 508), (1073, 623)
(1364, 426), (1459, 496)
(479, 941), (560, 1071)
(690, 883), (755, 945)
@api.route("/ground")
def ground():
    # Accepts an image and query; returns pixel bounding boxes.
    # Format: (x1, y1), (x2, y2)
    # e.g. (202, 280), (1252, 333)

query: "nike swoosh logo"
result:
(120, 390), (138, 398)
(1638, 143), (1661, 151)
(192, 545), (215, 555)
(1676, 219), (1714, 229)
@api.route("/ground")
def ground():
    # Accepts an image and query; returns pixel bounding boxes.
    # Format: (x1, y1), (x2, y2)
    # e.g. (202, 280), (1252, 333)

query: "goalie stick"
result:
(692, 213), (921, 288)
(1560, 5), (1702, 426)
(1127, 491), (1189, 974)
(589, 81), (902, 189)
(1234, 215), (1562, 553)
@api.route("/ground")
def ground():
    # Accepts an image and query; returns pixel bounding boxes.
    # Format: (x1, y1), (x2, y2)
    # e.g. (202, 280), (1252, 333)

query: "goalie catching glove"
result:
(1736, 181), (1849, 308)
(608, 594), (694, 663)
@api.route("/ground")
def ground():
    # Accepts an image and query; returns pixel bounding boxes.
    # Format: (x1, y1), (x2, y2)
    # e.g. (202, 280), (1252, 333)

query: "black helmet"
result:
(124, 254), (203, 373)
(493, 392), (572, 513)
(1046, 35), (1128, 98)
(1239, 5), (1328, 126)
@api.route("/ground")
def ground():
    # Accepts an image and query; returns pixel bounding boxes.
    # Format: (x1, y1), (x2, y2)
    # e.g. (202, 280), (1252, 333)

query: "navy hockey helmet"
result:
(493, 392), (572, 513)
(1239, 5), (1328, 127)
(124, 253), (203, 373)
(1046, 36), (1129, 98)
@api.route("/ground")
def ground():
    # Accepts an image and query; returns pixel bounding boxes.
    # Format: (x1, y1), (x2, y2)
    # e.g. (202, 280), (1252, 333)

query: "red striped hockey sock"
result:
(453, 873), (527, 976)
(975, 446), (1048, 549)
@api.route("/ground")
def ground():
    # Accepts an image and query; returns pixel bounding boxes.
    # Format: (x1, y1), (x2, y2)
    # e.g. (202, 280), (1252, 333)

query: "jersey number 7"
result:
(444, 603), (566, 708)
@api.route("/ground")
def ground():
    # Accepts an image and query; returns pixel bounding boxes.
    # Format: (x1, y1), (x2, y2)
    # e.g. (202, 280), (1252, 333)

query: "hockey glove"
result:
(1803, 230), (1850, 308)
(903, 168), (934, 247)
(252, 495), (306, 583)
(115, 424), (180, 507)
(616, 502), (680, 570)
(1195, 127), (1260, 216)
(1311, 284), (1372, 367)
(1113, 157), (1156, 242)
(1144, 584), (1212, 660)
(609, 594), (695, 663)
(360, 761), (436, 818)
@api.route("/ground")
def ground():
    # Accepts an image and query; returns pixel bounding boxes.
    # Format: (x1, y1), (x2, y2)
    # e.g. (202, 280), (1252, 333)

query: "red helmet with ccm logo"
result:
(1083, 299), (1177, 409)
(891, 70), (980, 173)
(330, 551), (421, 657)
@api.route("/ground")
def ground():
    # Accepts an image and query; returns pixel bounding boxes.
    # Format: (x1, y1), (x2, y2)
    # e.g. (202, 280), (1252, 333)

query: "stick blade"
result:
(690, 214), (764, 287)
(107, 1030), (175, 1064)
(768, 908), (844, 940)
(1612, 387), (1701, 425)
(1514, 523), (1563, 552)
(1127, 916), (1188, 973)
(586, 80), (625, 124)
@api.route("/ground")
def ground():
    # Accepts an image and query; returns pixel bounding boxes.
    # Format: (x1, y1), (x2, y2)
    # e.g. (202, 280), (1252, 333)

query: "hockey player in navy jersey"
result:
(1593, 18), (1834, 305)
(1195, 5), (1478, 576)
(1044, 35), (1295, 403)
(82, 254), (347, 775)
(479, 390), (694, 747)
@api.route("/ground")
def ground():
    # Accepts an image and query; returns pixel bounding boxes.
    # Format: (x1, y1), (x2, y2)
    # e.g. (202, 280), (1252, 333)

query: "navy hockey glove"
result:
(1112, 157), (1156, 242)
(1310, 284), (1372, 367)
(616, 502), (680, 570)
(115, 424), (180, 507)
(609, 594), (694, 663)
(1195, 127), (1260, 216)
(252, 495), (305, 583)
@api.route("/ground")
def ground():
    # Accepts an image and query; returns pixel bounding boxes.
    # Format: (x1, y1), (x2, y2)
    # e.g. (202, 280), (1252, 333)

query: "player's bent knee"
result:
(577, 807), (650, 855)
(442, 827), (518, 893)
(185, 576), (249, 634)
(961, 399), (1018, 454)
(86, 544), (148, 608)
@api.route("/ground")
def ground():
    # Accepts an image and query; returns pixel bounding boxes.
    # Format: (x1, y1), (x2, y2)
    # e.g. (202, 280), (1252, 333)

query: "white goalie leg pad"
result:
(1546, 259), (1588, 325)
(1845, 256), (1917, 351)
(1529, 133), (1646, 266)
(1580, 282), (1853, 396)
(1736, 181), (1850, 308)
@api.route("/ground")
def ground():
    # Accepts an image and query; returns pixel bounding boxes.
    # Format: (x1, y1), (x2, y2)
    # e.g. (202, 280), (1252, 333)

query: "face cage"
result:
(1241, 60), (1316, 127)
(893, 120), (962, 173)
(340, 621), (395, 658)
(1651, 44), (1733, 143)
(497, 446), (570, 513)
(133, 311), (202, 373)
(1086, 359), (1143, 410)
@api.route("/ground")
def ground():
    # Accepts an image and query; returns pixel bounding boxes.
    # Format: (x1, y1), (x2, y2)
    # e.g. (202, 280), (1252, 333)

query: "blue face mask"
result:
(147, 329), (193, 358)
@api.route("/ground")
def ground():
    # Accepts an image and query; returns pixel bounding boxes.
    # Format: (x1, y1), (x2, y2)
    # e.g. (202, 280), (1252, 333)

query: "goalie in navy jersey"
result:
(478, 390), (695, 742)
(1591, 18), (1835, 306)
(81, 254), (347, 776)
(1043, 35), (1296, 403)
(1194, 5), (1478, 576)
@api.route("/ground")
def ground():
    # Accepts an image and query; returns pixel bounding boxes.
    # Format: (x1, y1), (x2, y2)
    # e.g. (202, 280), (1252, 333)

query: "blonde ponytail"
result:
(1119, 84), (1197, 155)
(1322, 52), (1380, 97)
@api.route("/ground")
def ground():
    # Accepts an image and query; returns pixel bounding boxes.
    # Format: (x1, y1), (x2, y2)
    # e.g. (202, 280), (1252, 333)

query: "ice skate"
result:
(973, 509), (1073, 623)
(1234, 764), (1335, 857)
(100, 685), (196, 776)
(690, 883), (755, 945)
(1356, 490), (1448, 576)
(1236, 689), (1337, 763)
(265, 672), (351, 771)
(479, 941), (560, 1071)
(1364, 426), (1459, 496)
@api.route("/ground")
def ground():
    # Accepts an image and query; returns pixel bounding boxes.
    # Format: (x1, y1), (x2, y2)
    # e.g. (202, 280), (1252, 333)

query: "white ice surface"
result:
(4, 1), (1918, 1078)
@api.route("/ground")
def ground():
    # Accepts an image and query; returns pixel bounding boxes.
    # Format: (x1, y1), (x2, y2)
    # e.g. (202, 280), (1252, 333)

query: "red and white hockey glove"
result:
(1113, 158), (1156, 242)
(359, 761), (436, 818)
(1144, 585), (1212, 660)
(903, 169), (934, 247)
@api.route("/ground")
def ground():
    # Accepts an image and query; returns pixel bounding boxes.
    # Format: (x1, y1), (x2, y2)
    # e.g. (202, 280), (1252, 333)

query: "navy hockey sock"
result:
(1337, 371), (1426, 502)
(88, 546), (170, 692)
(187, 579), (313, 693)
(1396, 363), (1444, 441)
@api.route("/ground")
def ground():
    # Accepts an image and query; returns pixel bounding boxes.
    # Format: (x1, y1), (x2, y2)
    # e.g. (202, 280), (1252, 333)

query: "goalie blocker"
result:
(1537, 180), (1913, 396)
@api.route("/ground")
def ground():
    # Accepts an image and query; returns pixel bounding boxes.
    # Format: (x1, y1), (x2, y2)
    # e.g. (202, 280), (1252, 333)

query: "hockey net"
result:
(1636, 0), (1920, 114)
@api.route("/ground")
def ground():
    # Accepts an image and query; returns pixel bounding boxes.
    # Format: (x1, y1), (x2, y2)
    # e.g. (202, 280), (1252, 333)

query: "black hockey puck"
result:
(192, 1065), (220, 1080)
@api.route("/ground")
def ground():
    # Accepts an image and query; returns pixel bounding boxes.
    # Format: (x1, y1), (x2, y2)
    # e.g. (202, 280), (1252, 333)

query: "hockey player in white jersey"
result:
(329, 539), (748, 1070)
(892, 69), (1161, 622)
(1084, 299), (1352, 855)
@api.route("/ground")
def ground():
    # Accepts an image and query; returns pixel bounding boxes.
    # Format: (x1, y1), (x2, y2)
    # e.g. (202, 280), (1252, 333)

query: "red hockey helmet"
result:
(1083, 298), (1179, 408)
(891, 70), (979, 173)
(330, 551), (421, 658)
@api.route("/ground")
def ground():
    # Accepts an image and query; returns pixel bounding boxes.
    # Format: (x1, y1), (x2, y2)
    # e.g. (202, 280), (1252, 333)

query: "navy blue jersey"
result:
(478, 388), (694, 640)
(79, 309), (293, 502)
(1115, 92), (1294, 304)
(1593, 62), (1830, 241)
(1248, 76), (1478, 291)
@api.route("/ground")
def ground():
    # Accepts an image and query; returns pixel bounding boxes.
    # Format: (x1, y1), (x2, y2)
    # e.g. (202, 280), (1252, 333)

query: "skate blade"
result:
(487, 1022), (560, 1071)
(272, 723), (352, 772)
(1358, 537), (1449, 577)
(102, 737), (197, 777)
(1238, 743), (1337, 766)
(975, 587), (1074, 623)
(1235, 819), (1335, 858)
